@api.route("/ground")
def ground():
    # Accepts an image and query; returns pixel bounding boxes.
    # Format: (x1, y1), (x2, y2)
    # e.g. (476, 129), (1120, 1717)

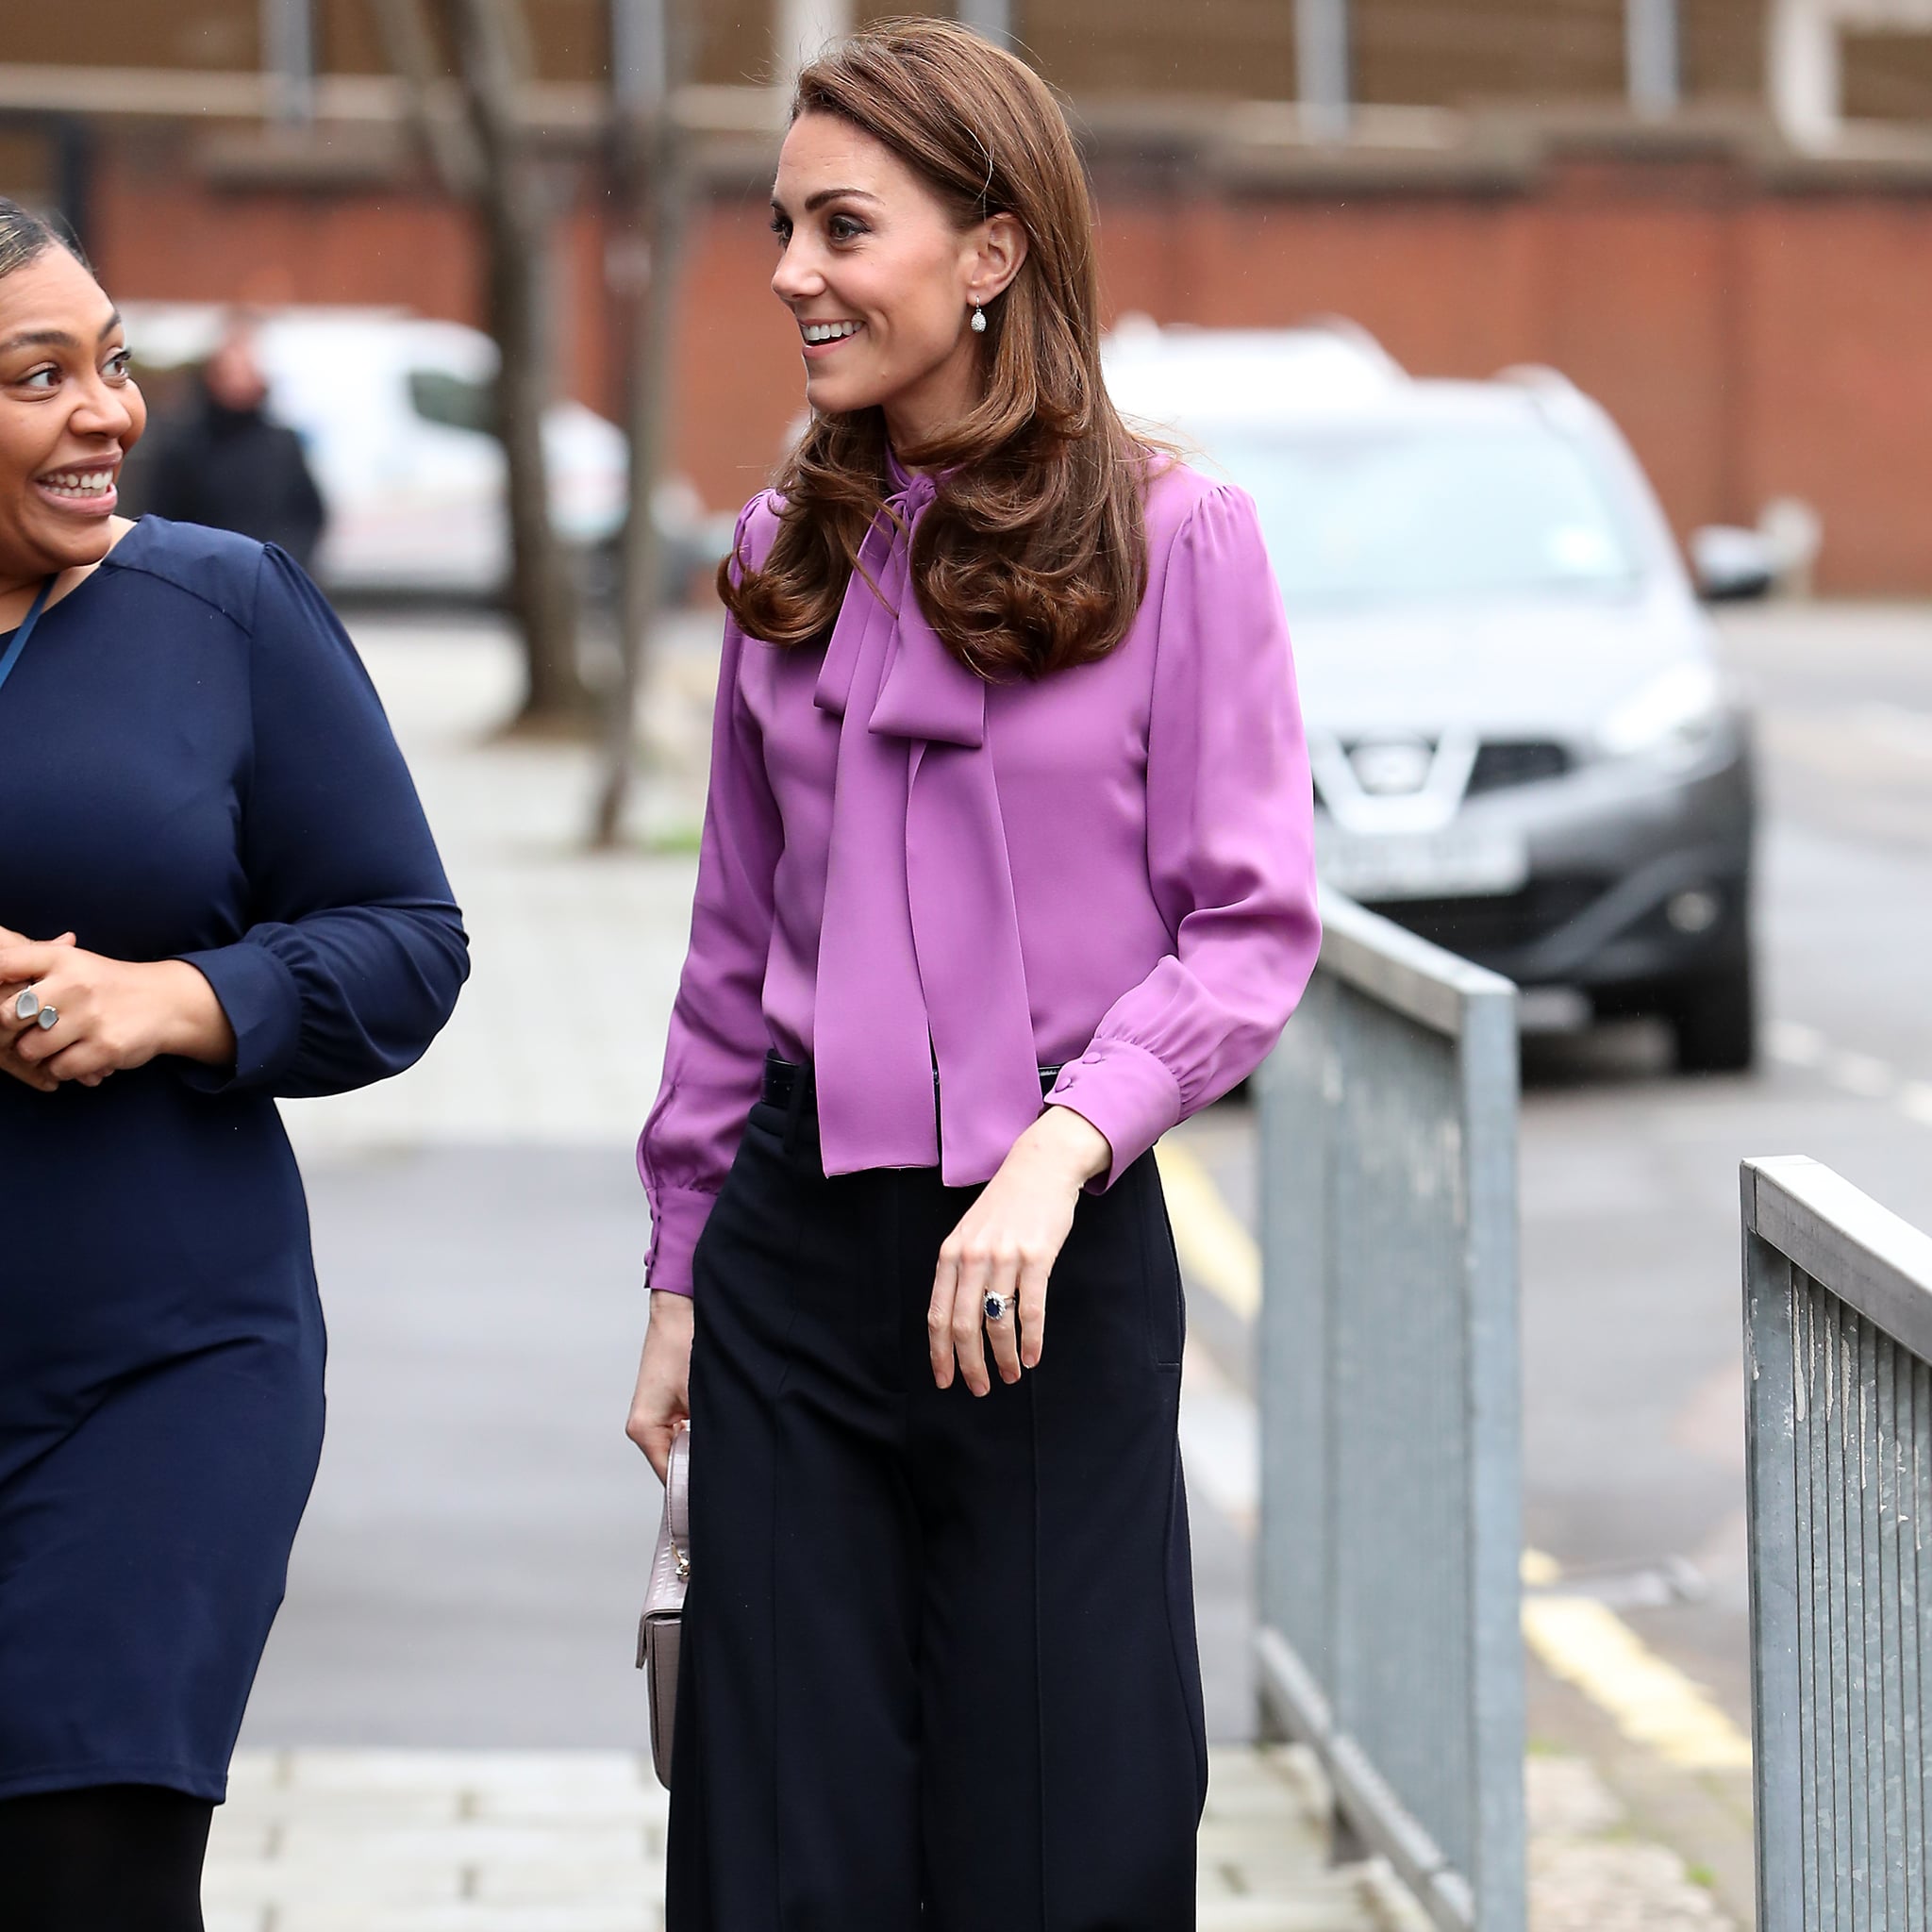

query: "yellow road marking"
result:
(1522, 1591), (1752, 1772)
(1156, 1141), (1261, 1321)
(1519, 1547), (1562, 1588)
(1162, 1145), (1752, 1780)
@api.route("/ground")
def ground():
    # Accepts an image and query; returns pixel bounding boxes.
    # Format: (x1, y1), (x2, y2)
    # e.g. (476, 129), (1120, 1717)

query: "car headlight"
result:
(1597, 661), (1725, 771)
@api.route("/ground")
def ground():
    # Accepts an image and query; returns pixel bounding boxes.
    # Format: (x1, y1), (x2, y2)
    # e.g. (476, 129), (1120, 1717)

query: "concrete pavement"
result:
(202, 1740), (1727, 1930)
(205, 1744), (1422, 1932)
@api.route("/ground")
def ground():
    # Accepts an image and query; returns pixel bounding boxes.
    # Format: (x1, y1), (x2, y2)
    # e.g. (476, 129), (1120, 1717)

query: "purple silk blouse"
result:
(638, 453), (1321, 1296)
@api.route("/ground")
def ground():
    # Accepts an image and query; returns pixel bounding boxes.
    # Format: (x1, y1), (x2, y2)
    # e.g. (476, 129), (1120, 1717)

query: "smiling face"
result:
(0, 244), (144, 592)
(769, 111), (1024, 455)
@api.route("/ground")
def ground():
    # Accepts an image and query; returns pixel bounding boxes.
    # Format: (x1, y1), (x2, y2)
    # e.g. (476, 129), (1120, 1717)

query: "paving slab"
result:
(203, 1744), (1392, 1932)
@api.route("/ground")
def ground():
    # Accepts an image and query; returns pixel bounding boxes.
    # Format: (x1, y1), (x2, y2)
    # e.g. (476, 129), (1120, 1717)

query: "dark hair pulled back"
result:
(0, 199), (86, 284)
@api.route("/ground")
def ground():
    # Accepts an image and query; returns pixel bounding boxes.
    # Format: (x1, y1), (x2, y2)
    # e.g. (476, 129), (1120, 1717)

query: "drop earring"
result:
(970, 297), (987, 334)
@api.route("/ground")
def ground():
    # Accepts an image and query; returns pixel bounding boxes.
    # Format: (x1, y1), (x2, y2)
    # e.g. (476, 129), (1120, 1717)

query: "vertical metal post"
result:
(612, 0), (668, 118)
(1626, 0), (1681, 116)
(1768, 0), (1841, 150)
(1295, 0), (1351, 144)
(1254, 900), (1524, 1929)
(51, 117), (94, 259)
(957, 0), (1013, 46)
(775, 0), (853, 88)
(262, 0), (316, 125)
(1460, 983), (1525, 1932)
(1742, 1178), (1811, 1932)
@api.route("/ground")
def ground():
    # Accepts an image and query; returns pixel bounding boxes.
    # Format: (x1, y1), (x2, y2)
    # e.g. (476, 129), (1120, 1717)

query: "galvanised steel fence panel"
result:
(1743, 1156), (1932, 1932)
(1257, 891), (1524, 1932)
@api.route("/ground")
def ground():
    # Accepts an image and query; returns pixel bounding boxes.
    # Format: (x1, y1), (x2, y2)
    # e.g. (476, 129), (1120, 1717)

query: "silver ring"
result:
(35, 1005), (58, 1032)
(983, 1291), (1014, 1324)
(12, 986), (40, 1022)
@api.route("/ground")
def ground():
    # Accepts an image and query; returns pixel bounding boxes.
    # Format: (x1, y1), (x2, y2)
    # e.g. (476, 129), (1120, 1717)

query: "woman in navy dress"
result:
(0, 206), (467, 1924)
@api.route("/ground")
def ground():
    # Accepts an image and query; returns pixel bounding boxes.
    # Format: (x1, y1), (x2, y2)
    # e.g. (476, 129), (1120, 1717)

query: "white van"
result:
(121, 304), (628, 596)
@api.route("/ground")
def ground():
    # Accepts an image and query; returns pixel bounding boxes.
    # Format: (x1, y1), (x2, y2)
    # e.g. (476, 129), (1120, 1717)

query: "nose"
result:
(771, 237), (823, 307)
(70, 369), (136, 443)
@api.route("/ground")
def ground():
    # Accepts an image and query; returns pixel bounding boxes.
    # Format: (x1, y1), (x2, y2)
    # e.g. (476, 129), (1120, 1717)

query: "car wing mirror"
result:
(1689, 525), (1778, 603)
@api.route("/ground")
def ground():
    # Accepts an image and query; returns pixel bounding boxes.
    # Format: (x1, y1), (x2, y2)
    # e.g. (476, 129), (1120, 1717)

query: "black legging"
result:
(0, 1784), (211, 1931)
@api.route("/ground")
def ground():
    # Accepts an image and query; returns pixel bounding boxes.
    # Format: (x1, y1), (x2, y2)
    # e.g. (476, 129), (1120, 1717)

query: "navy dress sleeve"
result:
(176, 544), (469, 1096)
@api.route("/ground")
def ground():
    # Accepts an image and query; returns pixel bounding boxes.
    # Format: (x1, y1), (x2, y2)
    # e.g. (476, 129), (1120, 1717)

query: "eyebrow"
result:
(771, 187), (883, 216)
(0, 311), (124, 356)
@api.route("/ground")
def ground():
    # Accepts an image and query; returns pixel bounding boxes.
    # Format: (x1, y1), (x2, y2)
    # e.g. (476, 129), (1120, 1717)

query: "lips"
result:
(799, 319), (865, 360)
(800, 319), (863, 345)
(33, 462), (119, 514)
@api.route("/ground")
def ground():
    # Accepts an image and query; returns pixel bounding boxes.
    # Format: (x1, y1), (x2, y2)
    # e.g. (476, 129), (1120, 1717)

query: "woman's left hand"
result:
(0, 941), (235, 1086)
(928, 1106), (1112, 1396)
(0, 927), (75, 1092)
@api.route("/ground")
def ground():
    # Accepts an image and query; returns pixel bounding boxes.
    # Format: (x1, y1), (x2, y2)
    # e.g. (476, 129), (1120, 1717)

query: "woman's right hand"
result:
(626, 1289), (694, 1483)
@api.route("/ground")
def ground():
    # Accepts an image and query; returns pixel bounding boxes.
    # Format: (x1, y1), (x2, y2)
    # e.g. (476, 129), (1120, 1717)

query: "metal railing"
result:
(1256, 891), (1524, 1932)
(1744, 1155), (1932, 1930)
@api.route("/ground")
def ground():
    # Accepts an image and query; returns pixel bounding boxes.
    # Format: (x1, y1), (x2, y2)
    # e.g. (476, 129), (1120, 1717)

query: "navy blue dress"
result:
(0, 518), (467, 1803)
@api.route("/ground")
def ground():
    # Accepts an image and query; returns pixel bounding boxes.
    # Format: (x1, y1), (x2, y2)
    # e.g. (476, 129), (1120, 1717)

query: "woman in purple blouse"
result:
(626, 21), (1320, 1929)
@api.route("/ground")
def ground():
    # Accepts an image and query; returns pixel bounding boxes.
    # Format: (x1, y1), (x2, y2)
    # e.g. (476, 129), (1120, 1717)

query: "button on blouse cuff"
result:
(642, 1182), (722, 1298)
(1045, 1039), (1184, 1192)
(171, 941), (303, 1093)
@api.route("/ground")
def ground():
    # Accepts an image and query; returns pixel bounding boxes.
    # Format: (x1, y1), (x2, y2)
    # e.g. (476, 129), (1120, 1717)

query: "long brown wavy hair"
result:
(720, 19), (1153, 682)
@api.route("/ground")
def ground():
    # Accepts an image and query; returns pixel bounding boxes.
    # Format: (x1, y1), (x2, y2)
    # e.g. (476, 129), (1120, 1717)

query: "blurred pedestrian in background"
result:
(143, 309), (326, 572)
(625, 23), (1320, 1929)
(0, 202), (467, 1926)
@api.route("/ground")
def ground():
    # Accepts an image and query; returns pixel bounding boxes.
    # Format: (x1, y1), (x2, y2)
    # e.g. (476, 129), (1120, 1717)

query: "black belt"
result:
(761, 1052), (1064, 1111)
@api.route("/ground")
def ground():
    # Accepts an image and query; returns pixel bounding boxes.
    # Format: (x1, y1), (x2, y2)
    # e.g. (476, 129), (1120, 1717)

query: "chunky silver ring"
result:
(12, 987), (40, 1022)
(984, 1291), (1014, 1324)
(35, 1005), (58, 1032)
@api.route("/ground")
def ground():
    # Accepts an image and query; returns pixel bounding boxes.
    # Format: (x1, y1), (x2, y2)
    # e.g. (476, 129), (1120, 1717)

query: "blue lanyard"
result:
(0, 577), (56, 700)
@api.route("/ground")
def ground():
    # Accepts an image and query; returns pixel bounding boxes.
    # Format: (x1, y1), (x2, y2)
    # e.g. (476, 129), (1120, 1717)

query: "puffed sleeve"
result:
(175, 544), (469, 1096)
(1045, 482), (1321, 1187)
(636, 497), (786, 1296)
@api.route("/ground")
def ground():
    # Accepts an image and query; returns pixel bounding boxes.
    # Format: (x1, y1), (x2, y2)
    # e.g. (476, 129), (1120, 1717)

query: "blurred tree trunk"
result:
(372, 0), (590, 729)
(591, 0), (695, 844)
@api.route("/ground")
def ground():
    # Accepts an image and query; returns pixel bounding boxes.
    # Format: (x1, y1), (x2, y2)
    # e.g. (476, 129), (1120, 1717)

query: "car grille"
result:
(1369, 880), (1602, 960)
(1464, 741), (1572, 796)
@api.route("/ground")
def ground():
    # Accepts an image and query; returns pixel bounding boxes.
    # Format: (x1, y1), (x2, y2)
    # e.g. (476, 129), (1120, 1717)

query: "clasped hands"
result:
(0, 925), (235, 1091)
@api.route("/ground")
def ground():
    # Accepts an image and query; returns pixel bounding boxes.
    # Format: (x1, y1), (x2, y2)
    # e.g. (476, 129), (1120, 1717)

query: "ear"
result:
(966, 211), (1028, 306)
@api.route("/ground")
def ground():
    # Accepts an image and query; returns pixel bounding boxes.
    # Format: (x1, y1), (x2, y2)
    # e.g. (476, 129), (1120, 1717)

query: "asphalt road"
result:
(1521, 600), (1932, 1710)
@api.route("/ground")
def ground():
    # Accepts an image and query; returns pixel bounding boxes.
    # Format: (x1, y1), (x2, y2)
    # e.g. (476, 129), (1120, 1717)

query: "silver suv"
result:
(1105, 320), (1760, 1073)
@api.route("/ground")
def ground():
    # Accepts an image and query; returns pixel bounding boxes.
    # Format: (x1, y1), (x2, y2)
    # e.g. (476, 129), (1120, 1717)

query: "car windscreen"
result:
(1203, 420), (1644, 607)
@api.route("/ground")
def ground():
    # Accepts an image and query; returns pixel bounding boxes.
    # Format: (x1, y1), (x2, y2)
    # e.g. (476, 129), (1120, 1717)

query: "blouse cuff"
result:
(172, 941), (304, 1094)
(1045, 1039), (1184, 1193)
(643, 1182), (723, 1298)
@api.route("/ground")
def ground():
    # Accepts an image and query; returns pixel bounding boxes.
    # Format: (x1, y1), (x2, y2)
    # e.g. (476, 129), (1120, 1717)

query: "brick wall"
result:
(83, 143), (1932, 593)
(34, 0), (1777, 103)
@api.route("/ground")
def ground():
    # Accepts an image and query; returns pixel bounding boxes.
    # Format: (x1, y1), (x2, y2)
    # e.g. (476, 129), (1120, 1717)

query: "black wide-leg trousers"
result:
(664, 1076), (1209, 1932)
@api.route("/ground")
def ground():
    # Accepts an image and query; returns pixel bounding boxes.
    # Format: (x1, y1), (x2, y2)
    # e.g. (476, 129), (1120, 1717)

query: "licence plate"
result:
(1315, 824), (1529, 902)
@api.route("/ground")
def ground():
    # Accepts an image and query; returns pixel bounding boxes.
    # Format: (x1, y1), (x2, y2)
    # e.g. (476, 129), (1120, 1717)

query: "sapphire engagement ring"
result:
(984, 1291), (1015, 1324)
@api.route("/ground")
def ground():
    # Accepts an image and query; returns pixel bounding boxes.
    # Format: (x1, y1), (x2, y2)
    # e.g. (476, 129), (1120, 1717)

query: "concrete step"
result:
(203, 1742), (1400, 1932)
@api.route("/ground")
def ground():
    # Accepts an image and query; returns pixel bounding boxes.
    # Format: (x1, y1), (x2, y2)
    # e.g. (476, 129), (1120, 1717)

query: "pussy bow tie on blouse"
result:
(808, 465), (1046, 1184)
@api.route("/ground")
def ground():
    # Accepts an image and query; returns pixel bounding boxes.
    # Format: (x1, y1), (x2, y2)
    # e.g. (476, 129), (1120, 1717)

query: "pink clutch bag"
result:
(636, 1428), (691, 1789)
